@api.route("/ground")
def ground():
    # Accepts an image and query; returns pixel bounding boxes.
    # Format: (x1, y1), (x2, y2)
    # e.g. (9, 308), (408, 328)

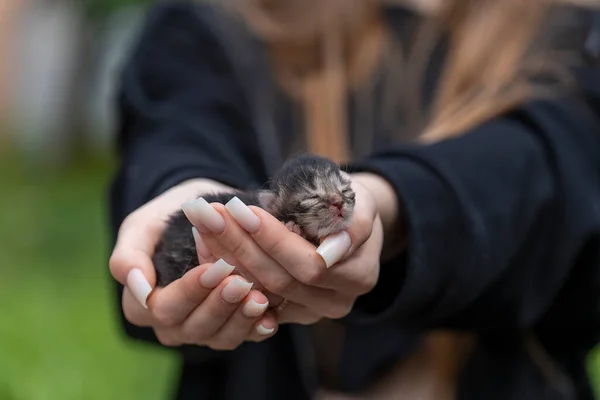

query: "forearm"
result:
(345, 93), (600, 330)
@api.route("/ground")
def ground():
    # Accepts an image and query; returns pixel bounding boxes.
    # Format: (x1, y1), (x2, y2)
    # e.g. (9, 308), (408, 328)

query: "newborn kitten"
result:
(152, 154), (356, 287)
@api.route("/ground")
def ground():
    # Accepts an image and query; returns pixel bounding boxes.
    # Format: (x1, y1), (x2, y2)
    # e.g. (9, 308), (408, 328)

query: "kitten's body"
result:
(153, 154), (355, 287)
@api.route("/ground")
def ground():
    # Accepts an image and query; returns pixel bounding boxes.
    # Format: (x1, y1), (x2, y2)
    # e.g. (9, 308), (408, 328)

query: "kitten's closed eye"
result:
(342, 188), (355, 200)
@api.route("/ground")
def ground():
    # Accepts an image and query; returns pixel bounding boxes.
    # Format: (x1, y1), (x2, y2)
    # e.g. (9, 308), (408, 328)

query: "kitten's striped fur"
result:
(153, 154), (355, 287)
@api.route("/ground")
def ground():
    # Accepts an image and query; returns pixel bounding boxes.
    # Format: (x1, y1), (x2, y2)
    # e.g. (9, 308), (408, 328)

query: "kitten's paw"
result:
(285, 221), (303, 236)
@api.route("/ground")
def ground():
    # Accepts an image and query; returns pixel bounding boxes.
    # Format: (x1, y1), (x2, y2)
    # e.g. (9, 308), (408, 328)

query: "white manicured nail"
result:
(316, 231), (352, 268)
(221, 276), (253, 303)
(181, 197), (225, 233)
(126, 269), (152, 309)
(192, 227), (212, 260)
(225, 197), (261, 232)
(242, 299), (269, 318)
(200, 259), (235, 289)
(256, 324), (275, 335)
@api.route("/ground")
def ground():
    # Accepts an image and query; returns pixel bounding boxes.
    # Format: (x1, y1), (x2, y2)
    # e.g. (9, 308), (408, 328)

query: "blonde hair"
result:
(228, 0), (594, 163)
(217, 0), (594, 396)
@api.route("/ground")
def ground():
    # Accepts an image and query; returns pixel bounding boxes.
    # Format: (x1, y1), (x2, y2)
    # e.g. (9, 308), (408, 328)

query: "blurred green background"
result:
(0, 1), (182, 399)
(1, 0), (600, 399)
(0, 153), (179, 400)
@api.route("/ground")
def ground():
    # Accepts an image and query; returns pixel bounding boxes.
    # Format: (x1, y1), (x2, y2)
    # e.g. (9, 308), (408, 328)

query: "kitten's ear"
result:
(257, 190), (276, 210)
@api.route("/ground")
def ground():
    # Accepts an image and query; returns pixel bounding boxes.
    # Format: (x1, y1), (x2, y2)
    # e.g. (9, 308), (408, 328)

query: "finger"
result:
(147, 259), (236, 327)
(208, 291), (272, 350)
(336, 178), (377, 260)
(109, 211), (164, 285)
(183, 198), (264, 286)
(154, 311), (278, 349)
(233, 204), (367, 294)
(227, 198), (328, 272)
(325, 215), (384, 297)
(192, 226), (217, 264)
(184, 197), (308, 291)
(276, 302), (323, 325)
(178, 275), (254, 344)
(200, 205), (350, 317)
(246, 312), (279, 342)
(192, 225), (251, 284)
(153, 327), (185, 348)
(109, 212), (165, 309)
(121, 286), (154, 327)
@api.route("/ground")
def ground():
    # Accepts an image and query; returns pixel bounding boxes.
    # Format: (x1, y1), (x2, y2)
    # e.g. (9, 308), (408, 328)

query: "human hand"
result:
(109, 179), (278, 350)
(183, 175), (384, 325)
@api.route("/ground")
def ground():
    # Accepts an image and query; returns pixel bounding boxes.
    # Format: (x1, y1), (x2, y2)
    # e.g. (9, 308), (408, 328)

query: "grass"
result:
(0, 152), (599, 399)
(0, 153), (178, 400)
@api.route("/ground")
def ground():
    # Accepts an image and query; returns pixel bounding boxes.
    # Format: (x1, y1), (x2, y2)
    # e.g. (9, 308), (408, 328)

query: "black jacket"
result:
(109, 2), (600, 399)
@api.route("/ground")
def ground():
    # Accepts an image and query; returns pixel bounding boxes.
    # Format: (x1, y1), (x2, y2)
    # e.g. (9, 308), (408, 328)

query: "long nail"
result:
(256, 324), (275, 336)
(221, 276), (253, 303)
(127, 269), (152, 309)
(200, 259), (235, 289)
(181, 197), (225, 233)
(225, 197), (261, 233)
(316, 231), (351, 268)
(192, 227), (213, 261)
(242, 299), (269, 318)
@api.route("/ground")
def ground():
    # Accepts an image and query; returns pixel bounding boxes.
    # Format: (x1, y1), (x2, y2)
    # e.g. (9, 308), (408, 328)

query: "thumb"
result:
(109, 213), (162, 309)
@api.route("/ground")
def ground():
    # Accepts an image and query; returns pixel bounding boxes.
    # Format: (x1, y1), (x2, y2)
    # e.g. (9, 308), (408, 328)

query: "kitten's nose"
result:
(331, 201), (343, 210)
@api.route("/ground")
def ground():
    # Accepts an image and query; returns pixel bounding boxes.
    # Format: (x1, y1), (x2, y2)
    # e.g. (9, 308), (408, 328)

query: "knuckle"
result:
(155, 330), (180, 347)
(181, 277), (203, 304)
(299, 265), (324, 286)
(352, 213), (373, 243)
(122, 304), (143, 326)
(119, 213), (147, 237)
(108, 251), (130, 280)
(230, 238), (248, 261)
(119, 213), (137, 230)
(355, 281), (375, 296)
(181, 326), (204, 345)
(210, 338), (239, 351)
(262, 237), (286, 260)
(263, 275), (294, 295)
(324, 301), (353, 319)
(295, 314), (322, 325)
(361, 263), (380, 293)
(151, 307), (179, 328)
(351, 270), (378, 296)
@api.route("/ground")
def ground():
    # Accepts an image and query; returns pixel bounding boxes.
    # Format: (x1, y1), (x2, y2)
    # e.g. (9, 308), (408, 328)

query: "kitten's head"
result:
(258, 154), (356, 240)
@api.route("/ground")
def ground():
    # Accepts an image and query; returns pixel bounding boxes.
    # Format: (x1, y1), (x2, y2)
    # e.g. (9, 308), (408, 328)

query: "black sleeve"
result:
(345, 67), (600, 333)
(108, 2), (265, 359)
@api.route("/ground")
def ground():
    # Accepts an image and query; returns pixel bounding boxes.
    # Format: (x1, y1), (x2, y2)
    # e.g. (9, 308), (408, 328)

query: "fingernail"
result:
(225, 197), (261, 233)
(192, 227), (213, 260)
(316, 231), (352, 268)
(126, 269), (152, 309)
(181, 197), (225, 233)
(242, 299), (269, 318)
(200, 259), (235, 288)
(194, 221), (210, 234)
(256, 324), (275, 336)
(221, 276), (253, 303)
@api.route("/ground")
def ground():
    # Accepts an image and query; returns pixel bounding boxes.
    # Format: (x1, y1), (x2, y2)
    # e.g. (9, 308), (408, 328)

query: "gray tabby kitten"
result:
(152, 154), (356, 287)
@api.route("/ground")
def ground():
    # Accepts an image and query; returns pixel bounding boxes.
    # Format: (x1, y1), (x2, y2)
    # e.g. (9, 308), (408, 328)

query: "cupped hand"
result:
(109, 179), (278, 350)
(184, 175), (384, 325)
